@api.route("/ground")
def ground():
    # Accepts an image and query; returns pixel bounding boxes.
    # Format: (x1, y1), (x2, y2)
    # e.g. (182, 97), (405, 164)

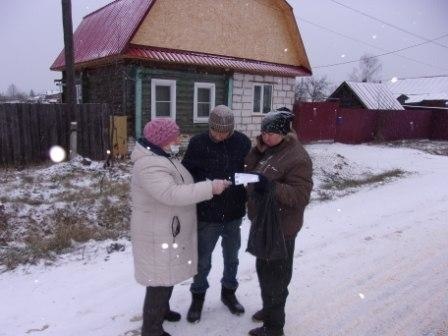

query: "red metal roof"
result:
(124, 45), (311, 77)
(51, 0), (154, 70)
(51, 0), (311, 77)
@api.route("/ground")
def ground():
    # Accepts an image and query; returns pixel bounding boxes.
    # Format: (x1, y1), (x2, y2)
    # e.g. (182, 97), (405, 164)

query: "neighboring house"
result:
(51, 0), (312, 139)
(388, 75), (448, 109)
(328, 81), (404, 110)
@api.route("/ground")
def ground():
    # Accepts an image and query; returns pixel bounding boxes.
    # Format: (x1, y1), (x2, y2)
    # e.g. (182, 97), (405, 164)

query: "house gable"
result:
(130, 0), (310, 70)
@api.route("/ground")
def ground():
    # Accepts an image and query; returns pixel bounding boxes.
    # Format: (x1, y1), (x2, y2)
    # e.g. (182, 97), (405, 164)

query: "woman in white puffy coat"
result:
(130, 118), (230, 336)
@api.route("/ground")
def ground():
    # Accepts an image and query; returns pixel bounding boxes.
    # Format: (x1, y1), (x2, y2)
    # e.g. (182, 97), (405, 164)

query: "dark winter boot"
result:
(187, 292), (205, 323)
(252, 309), (264, 323)
(221, 286), (245, 315)
(164, 310), (181, 322)
(248, 326), (284, 336)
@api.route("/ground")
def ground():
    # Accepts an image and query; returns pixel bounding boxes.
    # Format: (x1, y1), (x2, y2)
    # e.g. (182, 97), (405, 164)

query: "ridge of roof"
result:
(83, 0), (123, 19)
(344, 81), (404, 110)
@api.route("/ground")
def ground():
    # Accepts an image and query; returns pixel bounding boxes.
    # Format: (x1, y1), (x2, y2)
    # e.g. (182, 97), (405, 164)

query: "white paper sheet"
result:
(234, 173), (260, 186)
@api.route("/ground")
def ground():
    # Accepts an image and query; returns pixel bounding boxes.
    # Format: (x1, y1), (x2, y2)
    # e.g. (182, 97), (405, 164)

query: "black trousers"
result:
(256, 239), (295, 331)
(142, 286), (173, 336)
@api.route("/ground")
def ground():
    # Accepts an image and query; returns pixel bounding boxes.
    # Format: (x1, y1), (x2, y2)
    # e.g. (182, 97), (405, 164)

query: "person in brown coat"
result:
(245, 110), (313, 336)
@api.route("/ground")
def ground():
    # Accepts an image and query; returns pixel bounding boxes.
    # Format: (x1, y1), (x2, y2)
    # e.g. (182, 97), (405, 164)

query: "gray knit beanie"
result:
(208, 105), (234, 133)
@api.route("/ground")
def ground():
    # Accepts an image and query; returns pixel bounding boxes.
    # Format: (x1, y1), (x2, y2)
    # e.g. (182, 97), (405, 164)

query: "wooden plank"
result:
(76, 104), (86, 157)
(102, 104), (111, 159)
(28, 104), (39, 162)
(87, 104), (96, 159)
(9, 104), (22, 165)
(20, 104), (33, 164)
(0, 105), (12, 165)
(61, 104), (71, 152)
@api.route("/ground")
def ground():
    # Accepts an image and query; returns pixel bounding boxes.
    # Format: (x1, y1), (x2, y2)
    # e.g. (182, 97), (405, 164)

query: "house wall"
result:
(78, 64), (131, 116)
(328, 85), (364, 109)
(131, 0), (310, 70)
(139, 68), (227, 135)
(231, 72), (296, 139)
(77, 64), (299, 140)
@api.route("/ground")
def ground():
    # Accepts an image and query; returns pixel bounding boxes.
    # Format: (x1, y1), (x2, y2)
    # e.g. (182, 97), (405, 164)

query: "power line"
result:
(329, 0), (448, 49)
(314, 33), (448, 69)
(298, 16), (448, 71)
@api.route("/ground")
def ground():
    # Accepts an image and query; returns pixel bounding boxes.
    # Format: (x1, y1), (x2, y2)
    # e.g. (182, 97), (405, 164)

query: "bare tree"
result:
(295, 78), (308, 102)
(295, 76), (332, 102)
(307, 76), (331, 101)
(6, 84), (20, 98)
(349, 53), (382, 82)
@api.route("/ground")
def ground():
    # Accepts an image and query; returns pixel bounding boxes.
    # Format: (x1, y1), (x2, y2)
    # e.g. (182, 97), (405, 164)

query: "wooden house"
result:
(51, 0), (312, 139)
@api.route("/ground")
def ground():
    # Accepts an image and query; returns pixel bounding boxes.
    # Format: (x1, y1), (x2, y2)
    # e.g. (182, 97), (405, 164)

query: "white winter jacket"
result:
(130, 142), (213, 287)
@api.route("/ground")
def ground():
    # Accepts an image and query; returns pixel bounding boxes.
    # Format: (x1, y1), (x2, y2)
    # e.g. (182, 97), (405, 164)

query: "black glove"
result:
(252, 172), (270, 194)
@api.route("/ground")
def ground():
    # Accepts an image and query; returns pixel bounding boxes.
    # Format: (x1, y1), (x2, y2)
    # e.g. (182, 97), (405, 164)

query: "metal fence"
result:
(293, 102), (445, 143)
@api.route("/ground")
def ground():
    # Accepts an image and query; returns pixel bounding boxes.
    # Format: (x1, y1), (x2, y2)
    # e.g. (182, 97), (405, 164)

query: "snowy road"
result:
(1, 144), (448, 336)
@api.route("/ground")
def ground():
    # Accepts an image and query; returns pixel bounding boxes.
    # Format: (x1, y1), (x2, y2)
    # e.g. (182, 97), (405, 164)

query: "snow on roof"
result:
(387, 76), (448, 102)
(405, 93), (448, 103)
(346, 82), (404, 110)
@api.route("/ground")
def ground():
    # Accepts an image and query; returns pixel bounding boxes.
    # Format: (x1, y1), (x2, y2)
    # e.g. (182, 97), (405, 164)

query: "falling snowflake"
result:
(49, 146), (66, 163)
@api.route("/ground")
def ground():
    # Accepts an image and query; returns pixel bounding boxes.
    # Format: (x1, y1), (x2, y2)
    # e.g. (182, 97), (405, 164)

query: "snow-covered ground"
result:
(1, 143), (448, 336)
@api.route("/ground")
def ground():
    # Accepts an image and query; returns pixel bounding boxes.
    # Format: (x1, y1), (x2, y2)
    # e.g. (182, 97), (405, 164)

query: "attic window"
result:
(193, 82), (216, 123)
(151, 79), (176, 119)
(253, 84), (273, 114)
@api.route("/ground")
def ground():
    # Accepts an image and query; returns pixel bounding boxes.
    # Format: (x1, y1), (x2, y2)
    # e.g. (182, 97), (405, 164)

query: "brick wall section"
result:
(231, 72), (296, 139)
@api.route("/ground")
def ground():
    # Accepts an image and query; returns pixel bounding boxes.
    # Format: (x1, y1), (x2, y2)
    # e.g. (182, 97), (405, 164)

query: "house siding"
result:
(139, 68), (228, 135)
(76, 64), (230, 137)
(328, 84), (364, 109)
(78, 64), (128, 115)
(232, 72), (296, 139)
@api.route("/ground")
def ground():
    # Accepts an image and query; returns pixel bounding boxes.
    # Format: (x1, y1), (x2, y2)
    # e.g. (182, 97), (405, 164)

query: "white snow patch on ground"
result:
(1, 143), (448, 336)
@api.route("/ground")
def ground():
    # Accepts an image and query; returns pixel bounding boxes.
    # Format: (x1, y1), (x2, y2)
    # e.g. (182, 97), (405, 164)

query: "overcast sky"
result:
(1, 0), (447, 94)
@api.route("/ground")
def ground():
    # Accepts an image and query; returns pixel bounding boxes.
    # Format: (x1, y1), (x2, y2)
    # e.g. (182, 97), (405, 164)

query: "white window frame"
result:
(193, 82), (216, 123)
(151, 79), (176, 119)
(252, 83), (273, 114)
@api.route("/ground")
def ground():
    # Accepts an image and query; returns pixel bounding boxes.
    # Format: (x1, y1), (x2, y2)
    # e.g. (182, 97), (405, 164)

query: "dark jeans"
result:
(142, 286), (173, 336)
(256, 239), (295, 331)
(190, 218), (242, 293)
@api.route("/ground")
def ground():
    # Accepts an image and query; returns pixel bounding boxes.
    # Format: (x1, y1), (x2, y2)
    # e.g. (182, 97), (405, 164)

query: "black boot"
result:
(221, 286), (245, 315)
(248, 326), (284, 336)
(164, 310), (181, 322)
(252, 309), (264, 323)
(187, 292), (205, 323)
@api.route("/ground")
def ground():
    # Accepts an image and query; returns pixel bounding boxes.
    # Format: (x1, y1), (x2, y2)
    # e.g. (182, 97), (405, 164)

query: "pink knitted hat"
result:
(143, 119), (180, 147)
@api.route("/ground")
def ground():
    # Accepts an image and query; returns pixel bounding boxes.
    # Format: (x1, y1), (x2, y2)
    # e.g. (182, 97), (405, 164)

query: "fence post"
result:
(70, 121), (77, 160)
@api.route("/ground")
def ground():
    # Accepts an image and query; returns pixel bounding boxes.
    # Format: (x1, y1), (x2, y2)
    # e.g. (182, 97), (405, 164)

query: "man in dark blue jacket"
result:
(182, 105), (251, 323)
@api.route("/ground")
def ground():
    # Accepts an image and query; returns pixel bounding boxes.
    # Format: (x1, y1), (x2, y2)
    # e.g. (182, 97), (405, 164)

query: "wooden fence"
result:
(0, 103), (111, 166)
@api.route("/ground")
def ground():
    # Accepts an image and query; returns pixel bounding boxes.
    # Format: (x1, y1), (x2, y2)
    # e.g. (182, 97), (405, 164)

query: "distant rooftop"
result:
(388, 75), (448, 103)
(346, 81), (404, 110)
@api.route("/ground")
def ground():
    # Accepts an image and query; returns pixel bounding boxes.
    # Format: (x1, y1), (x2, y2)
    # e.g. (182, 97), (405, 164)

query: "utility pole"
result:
(61, 0), (76, 120)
